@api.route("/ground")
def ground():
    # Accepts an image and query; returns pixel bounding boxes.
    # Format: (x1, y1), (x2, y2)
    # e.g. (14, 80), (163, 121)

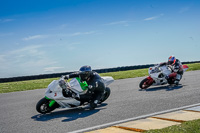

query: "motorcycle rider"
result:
(159, 55), (183, 85)
(62, 65), (105, 109)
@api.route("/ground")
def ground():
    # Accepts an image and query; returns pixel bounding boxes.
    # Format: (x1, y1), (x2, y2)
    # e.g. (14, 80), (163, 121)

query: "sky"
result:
(0, 0), (200, 78)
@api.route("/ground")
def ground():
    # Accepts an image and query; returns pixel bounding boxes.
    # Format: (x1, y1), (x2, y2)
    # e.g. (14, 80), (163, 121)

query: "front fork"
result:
(45, 96), (56, 107)
(146, 76), (154, 85)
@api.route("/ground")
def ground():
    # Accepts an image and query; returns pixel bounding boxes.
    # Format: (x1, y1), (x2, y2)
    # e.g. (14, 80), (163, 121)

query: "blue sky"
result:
(0, 0), (200, 78)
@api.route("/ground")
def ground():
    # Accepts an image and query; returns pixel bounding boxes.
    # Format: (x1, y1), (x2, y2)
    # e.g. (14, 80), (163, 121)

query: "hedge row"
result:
(0, 61), (199, 83)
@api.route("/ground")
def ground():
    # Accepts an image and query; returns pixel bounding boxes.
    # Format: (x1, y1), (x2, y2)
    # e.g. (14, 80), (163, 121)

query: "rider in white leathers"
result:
(159, 56), (183, 85)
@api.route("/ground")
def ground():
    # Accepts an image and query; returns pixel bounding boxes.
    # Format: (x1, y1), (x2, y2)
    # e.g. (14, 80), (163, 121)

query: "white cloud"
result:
(144, 16), (157, 21)
(9, 45), (43, 55)
(104, 21), (131, 26)
(13, 45), (56, 66)
(22, 35), (48, 41)
(0, 19), (15, 23)
(0, 55), (6, 62)
(69, 31), (97, 36)
(50, 24), (68, 30)
(27, 31), (97, 39)
(144, 14), (164, 21)
(0, 32), (13, 37)
(67, 42), (80, 50)
(44, 67), (64, 72)
(179, 7), (190, 13)
(59, 24), (68, 29)
(0, 45), (57, 78)
(70, 32), (81, 36)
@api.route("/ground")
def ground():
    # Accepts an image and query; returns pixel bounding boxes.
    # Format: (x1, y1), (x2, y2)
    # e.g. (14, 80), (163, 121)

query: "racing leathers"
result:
(159, 59), (183, 85)
(65, 71), (105, 109)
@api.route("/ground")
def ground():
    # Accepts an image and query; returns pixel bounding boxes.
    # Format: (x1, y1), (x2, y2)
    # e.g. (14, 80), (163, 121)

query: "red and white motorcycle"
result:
(139, 64), (189, 90)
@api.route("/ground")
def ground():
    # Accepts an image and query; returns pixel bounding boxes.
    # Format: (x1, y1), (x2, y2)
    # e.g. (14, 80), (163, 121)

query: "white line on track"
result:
(69, 103), (200, 133)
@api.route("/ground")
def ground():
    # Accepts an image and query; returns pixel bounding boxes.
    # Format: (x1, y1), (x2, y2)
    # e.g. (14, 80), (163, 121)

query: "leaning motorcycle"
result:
(36, 76), (114, 114)
(139, 64), (188, 90)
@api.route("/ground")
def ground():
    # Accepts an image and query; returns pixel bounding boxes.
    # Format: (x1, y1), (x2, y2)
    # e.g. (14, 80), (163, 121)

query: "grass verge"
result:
(0, 63), (200, 93)
(0, 78), (58, 93)
(145, 119), (200, 133)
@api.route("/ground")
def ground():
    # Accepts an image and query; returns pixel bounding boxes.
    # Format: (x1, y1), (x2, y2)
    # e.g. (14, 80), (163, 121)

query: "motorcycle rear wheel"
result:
(99, 87), (111, 103)
(36, 98), (59, 114)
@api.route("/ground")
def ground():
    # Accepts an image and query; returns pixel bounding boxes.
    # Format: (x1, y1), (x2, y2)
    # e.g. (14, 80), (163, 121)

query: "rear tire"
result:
(36, 98), (59, 114)
(139, 78), (153, 89)
(99, 87), (111, 103)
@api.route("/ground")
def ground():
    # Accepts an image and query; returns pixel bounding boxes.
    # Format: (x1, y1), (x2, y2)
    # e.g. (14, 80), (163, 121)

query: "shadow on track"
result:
(139, 84), (186, 92)
(31, 103), (107, 122)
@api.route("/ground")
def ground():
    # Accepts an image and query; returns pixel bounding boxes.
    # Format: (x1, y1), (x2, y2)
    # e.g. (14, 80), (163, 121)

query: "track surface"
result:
(0, 70), (200, 133)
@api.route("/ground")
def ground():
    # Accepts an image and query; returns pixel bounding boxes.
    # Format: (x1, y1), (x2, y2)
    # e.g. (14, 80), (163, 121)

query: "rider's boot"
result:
(174, 74), (181, 86)
(89, 100), (98, 110)
(174, 80), (179, 86)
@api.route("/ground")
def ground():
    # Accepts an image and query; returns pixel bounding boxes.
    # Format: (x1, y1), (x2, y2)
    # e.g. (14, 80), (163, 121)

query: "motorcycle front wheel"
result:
(139, 78), (153, 89)
(36, 98), (59, 114)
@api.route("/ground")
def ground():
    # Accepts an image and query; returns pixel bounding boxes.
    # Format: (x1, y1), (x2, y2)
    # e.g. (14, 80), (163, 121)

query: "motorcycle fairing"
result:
(45, 80), (65, 100)
(45, 96), (56, 107)
(45, 79), (82, 108)
(69, 77), (88, 92)
(102, 76), (114, 86)
(149, 65), (171, 85)
(146, 76), (154, 85)
(56, 99), (80, 108)
(182, 65), (189, 72)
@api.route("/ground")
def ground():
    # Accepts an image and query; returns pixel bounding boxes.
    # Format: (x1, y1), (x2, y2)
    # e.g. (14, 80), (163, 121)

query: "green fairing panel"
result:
(45, 96), (52, 100)
(49, 100), (56, 107)
(45, 96), (56, 107)
(76, 77), (88, 91)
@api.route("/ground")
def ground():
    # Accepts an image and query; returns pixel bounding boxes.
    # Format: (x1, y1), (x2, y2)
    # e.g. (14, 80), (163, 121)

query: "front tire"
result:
(36, 98), (58, 114)
(139, 78), (153, 89)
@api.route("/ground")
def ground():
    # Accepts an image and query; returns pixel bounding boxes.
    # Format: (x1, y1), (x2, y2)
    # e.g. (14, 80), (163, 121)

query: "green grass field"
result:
(145, 119), (200, 133)
(0, 63), (200, 94)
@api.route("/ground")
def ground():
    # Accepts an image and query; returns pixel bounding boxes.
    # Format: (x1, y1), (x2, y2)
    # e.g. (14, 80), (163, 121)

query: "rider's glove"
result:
(72, 93), (80, 99)
(59, 79), (67, 90)
(174, 66), (179, 73)
(174, 69), (178, 73)
(88, 85), (93, 90)
(165, 75), (169, 79)
(87, 85), (93, 94)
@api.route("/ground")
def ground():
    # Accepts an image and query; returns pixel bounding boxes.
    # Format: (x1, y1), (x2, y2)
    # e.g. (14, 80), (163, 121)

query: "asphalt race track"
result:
(0, 70), (200, 133)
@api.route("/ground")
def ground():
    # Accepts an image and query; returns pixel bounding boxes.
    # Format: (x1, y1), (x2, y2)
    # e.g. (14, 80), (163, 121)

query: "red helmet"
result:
(168, 55), (176, 65)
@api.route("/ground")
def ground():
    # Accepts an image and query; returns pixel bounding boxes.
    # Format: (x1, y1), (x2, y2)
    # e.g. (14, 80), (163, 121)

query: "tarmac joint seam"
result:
(183, 110), (200, 113)
(151, 116), (185, 123)
(113, 125), (146, 132)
